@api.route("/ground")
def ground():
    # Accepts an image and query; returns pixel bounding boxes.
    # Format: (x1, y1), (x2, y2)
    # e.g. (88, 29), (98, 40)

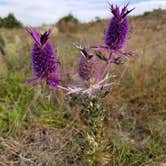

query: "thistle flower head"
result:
(77, 46), (101, 83)
(64, 45), (114, 97)
(105, 3), (134, 51)
(26, 27), (60, 86)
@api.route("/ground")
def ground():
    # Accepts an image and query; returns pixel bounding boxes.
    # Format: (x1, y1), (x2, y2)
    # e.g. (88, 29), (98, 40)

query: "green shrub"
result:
(56, 14), (79, 32)
(0, 13), (22, 28)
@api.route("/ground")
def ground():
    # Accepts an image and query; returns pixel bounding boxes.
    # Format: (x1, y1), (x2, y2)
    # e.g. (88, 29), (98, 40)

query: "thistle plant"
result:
(25, 27), (62, 87)
(64, 3), (134, 164)
(66, 45), (114, 164)
(25, 2), (135, 165)
(66, 45), (114, 97)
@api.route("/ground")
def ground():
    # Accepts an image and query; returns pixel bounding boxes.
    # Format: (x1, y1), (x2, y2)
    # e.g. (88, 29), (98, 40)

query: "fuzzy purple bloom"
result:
(92, 3), (133, 53)
(62, 45), (114, 97)
(89, 3), (134, 79)
(26, 27), (60, 86)
(105, 3), (134, 51)
(77, 47), (101, 83)
(92, 3), (134, 66)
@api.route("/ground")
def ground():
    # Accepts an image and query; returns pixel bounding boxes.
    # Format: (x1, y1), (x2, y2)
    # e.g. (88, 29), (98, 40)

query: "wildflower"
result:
(105, 3), (133, 51)
(25, 27), (60, 86)
(90, 3), (134, 78)
(66, 45), (114, 97)
(93, 3), (134, 63)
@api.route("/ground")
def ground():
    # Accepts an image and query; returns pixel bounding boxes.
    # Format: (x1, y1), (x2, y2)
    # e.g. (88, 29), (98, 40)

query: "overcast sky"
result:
(0, 0), (166, 26)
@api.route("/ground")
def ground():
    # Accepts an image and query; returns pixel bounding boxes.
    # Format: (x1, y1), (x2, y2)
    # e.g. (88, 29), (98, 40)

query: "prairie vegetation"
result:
(0, 9), (166, 165)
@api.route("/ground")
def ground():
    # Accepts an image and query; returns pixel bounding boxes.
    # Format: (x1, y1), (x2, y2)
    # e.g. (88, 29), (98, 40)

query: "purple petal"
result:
(40, 29), (52, 45)
(26, 27), (41, 46)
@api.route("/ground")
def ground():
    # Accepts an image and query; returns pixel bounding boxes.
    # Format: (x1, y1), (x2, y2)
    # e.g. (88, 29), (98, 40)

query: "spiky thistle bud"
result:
(26, 27), (60, 86)
(105, 3), (134, 51)
(77, 46), (101, 83)
(64, 45), (114, 97)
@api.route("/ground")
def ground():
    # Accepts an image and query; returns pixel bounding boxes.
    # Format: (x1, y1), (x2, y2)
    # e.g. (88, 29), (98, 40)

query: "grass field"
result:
(0, 9), (166, 165)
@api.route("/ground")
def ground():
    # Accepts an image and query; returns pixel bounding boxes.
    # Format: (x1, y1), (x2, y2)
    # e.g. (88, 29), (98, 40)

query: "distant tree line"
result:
(57, 14), (79, 25)
(0, 13), (22, 28)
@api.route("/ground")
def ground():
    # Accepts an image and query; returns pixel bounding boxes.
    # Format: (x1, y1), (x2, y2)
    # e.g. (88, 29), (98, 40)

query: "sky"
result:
(0, 0), (166, 26)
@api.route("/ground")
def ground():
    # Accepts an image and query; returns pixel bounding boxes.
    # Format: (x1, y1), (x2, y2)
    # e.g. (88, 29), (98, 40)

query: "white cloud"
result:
(0, 0), (69, 26)
(129, 0), (166, 15)
(0, 0), (165, 26)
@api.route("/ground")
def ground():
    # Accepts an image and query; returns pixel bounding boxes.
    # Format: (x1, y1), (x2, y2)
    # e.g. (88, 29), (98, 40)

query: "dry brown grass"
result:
(0, 125), (85, 166)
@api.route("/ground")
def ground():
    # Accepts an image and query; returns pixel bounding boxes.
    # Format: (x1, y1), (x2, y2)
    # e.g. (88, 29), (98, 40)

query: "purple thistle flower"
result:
(64, 45), (114, 97)
(91, 3), (134, 78)
(25, 27), (60, 87)
(105, 3), (133, 51)
(77, 46), (101, 83)
(92, 3), (134, 61)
